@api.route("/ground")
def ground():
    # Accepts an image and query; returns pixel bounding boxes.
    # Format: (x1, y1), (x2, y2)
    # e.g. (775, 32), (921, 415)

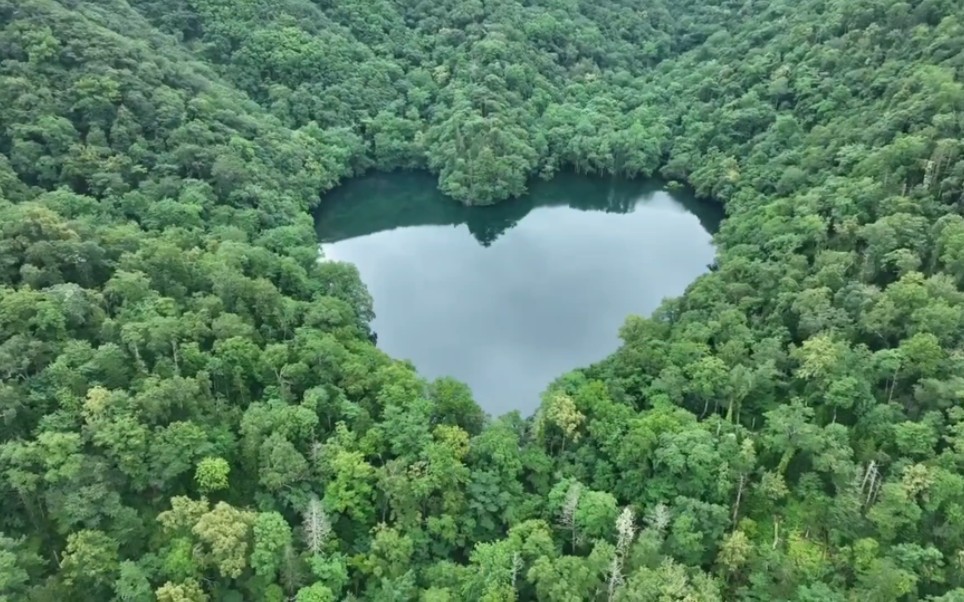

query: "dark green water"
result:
(316, 171), (722, 416)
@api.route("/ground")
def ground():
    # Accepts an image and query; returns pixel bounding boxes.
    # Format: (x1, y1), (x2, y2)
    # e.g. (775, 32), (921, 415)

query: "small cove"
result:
(315, 171), (723, 416)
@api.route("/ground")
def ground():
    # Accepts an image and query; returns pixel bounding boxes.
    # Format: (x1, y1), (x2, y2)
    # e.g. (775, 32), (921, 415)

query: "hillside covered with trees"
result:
(2, 0), (964, 600)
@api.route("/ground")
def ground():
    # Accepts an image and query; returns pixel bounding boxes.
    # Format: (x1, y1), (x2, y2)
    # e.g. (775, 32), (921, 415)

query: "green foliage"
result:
(194, 456), (230, 493)
(2, 0), (964, 599)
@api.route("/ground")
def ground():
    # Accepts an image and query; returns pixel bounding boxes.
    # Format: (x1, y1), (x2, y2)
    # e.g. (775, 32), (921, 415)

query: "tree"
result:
(60, 529), (120, 596)
(0, 535), (41, 602)
(155, 580), (209, 602)
(535, 392), (585, 453)
(251, 512), (293, 581)
(114, 560), (154, 602)
(195, 457), (230, 493)
(192, 502), (256, 579)
(295, 583), (334, 602)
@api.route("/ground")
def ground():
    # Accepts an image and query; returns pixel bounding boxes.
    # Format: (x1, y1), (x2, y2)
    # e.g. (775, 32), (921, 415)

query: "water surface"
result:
(316, 172), (721, 416)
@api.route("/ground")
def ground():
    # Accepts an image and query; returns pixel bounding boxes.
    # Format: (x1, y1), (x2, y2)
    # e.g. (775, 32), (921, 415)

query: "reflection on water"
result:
(315, 171), (723, 416)
(317, 171), (723, 247)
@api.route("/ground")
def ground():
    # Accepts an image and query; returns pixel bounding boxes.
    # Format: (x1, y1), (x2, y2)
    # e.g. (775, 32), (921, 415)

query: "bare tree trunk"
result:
(887, 362), (900, 404)
(732, 474), (745, 524)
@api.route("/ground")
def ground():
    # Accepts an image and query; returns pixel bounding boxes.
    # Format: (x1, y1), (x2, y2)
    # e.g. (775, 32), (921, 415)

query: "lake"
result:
(315, 171), (722, 416)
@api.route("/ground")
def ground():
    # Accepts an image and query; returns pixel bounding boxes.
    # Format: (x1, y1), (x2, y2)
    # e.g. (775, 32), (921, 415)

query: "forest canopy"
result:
(2, 0), (964, 600)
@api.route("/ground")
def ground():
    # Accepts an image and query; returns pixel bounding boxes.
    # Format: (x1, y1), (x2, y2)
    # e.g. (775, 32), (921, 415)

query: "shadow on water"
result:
(315, 171), (724, 246)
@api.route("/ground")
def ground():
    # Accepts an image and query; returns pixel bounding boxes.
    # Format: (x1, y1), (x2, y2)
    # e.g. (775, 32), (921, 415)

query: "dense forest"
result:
(2, 0), (964, 600)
